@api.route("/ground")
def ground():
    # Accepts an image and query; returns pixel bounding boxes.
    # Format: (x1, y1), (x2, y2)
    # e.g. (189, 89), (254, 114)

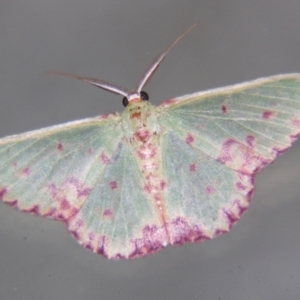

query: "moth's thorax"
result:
(121, 101), (166, 218)
(121, 101), (160, 137)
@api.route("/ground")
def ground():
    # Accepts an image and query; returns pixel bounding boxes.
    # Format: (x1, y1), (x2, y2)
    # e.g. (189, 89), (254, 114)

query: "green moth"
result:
(1, 24), (300, 259)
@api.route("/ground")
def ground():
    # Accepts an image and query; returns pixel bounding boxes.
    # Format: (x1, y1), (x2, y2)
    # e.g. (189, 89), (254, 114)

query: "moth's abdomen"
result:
(125, 102), (167, 221)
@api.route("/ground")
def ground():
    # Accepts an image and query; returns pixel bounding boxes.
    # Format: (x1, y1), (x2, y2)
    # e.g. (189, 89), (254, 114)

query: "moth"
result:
(1, 24), (300, 259)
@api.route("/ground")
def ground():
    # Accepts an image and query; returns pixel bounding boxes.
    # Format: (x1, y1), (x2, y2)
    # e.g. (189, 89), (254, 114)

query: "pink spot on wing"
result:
(234, 199), (248, 215)
(67, 231), (103, 255)
(272, 145), (289, 157)
(88, 232), (95, 241)
(60, 199), (71, 210)
(21, 167), (30, 177)
(205, 185), (215, 195)
(23, 205), (41, 216)
(189, 163), (196, 172)
(43, 208), (56, 218)
(13, 162), (18, 169)
(222, 209), (239, 228)
(262, 110), (275, 119)
(290, 132), (300, 142)
(100, 152), (110, 165)
(185, 133), (194, 145)
(217, 138), (269, 174)
(98, 114), (109, 120)
(246, 135), (255, 147)
(96, 236), (108, 257)
(103, 208), (113, 219)
(167, 217), (209, 244)
(144, 183), (151, 194)
(66, 177), (92, 198)
(239, 205), (248, 215)
(235, 181), (246, 191)
(66, 217), (84, 236)
(75, 218), (84, 228)
(47, 177), (91, 221)
(78, 188), (91, 199)
(87, 149), (93, 155)
(6, 199), (18, 208)
(24, 205), (40, 215)
(160, 180), (167, 190)
(70, 230), (80, 240)
(83, 242), (93, 252)
(214, 228), (229, 236)
(160, 99), (176, 107)
(221, 105), (227, 113)
(109, 181), (117, 190)
(130, 224), (168, 258)
(217, 139), (236, 164)
(57, 143), (63, 151)
(292, 119), (300, 127)
(0, 188), (8, 199)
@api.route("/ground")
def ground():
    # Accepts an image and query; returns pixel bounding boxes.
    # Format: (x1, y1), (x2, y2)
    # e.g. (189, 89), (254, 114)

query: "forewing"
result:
(0, 114), (167, 259)
(0, 116), (122, 220)
(159, 74), (300, 243)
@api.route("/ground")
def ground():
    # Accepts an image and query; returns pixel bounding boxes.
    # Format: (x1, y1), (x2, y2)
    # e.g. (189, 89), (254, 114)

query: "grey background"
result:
(0, 1), (300, 299)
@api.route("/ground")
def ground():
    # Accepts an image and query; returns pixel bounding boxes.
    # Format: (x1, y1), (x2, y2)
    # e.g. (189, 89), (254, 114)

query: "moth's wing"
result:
(159, 74), (300, 244)
(68, 140), (168, 259)
(0, 114), (167, 259)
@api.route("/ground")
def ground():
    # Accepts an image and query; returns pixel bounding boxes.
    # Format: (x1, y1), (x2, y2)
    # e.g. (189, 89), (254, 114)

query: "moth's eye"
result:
(122, 97), (129, 107)
(140, 91), (149, 101)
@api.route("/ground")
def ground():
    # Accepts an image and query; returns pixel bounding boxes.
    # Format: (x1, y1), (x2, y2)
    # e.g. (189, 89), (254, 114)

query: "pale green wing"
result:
(0, 114), (167, 258)
(67, 140), (167, 259)
(159, 74), (300, 243)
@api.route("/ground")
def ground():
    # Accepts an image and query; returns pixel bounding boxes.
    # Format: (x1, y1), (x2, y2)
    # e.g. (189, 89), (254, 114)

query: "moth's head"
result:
(122, 91), (149, 107)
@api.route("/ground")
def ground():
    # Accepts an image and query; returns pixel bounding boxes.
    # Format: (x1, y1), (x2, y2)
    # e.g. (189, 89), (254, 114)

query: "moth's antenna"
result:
(48, 23), (197, 99)
(47, 72), (129, 97)
(135, 23), (198, 93)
